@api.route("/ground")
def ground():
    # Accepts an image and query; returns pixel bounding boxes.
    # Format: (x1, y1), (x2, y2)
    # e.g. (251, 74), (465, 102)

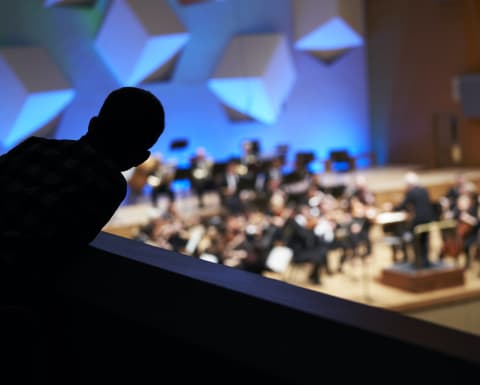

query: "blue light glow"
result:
(208, 77), (277, 124)
(0, 0), (371, 165)
(95, 0), (147, 85)
(4, 89), (75, 148)
(0, 56), (27, 141)
(295, 17), (363, 51)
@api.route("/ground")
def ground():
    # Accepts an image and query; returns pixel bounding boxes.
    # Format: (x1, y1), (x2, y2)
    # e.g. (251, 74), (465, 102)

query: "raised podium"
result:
(380, 262), (465, 293)
(379, 218), (465, 293)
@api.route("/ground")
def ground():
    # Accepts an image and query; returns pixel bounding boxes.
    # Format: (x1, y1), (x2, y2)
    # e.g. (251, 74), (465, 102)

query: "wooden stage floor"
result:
(267, 166), (480, 313)
(263, 226), (480, 312)
(105, 165), (480, 318)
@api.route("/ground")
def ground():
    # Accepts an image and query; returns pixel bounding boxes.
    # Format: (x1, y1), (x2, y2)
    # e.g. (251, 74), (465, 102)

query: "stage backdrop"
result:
(0, 0), (370, 171)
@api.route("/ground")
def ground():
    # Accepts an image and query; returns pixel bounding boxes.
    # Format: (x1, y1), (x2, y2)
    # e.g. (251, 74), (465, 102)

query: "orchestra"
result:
(126, 141), (480, 285)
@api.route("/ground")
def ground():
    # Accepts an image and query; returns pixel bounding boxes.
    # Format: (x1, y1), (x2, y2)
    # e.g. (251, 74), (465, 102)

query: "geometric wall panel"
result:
(0, 47), (75, 150)
(293, 0), (364, 63)
(95, 0), (190, 86)
(208, 33), (296, 125)
(44, 0), (95, 7)
(177, 0), (217, 4)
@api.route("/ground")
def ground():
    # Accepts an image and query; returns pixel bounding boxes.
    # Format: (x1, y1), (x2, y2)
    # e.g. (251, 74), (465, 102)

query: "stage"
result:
(263, 230), (480, 313)
(104, 165), (480, 316)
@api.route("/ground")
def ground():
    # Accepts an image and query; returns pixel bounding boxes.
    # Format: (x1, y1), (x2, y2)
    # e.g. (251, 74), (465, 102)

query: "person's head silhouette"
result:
(82, 87), (165, 171)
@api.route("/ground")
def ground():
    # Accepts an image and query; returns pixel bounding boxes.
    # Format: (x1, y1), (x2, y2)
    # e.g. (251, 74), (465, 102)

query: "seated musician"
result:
(253, 155), (284, 210)
(337, 197), (374, 273)
(239, 140), (261, 190)
(126, 153), (159, 204)
(441, 173), (468, 212)
(439, 185), (479, 268)
(189, 147), (215, 207)
(343, 174), (376, 207)
(282, 156), (312, 205)
(220, 212), (268, 274)
(147, 152), (176, 207)
(217, 159), (246, 214)
(282, 201), (334, 285)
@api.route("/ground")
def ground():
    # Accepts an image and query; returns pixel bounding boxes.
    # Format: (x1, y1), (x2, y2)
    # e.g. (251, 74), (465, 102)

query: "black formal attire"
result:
(218, 170), (245, 214)
(395, 186), (436, 268)
(189, 156), (215, 206)
(253, 164), (283, 210)
(337, 216), (372, 271)
(282, 215), (330, 284)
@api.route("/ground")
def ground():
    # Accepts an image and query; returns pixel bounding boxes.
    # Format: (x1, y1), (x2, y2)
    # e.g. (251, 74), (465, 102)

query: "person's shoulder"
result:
(18, 136), (76, 152)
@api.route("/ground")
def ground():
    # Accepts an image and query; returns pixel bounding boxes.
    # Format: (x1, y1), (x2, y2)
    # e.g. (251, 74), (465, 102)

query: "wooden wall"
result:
(366, 0), (480, 167)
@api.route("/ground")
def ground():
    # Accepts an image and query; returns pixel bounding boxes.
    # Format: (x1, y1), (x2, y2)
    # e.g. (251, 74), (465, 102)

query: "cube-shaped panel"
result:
(208, 33), (296, 125)
(178, 0), (224, 5)
(0, 47), (75, 150)
(44, 0), (95, 6)
(95, 0), (190, 86)
(293, 0), (364, 60)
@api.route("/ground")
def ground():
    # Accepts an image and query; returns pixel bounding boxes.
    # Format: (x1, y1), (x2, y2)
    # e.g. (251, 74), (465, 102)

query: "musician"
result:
(217, 159), (246, 214)
(148, 152), (176, 207)
(238, 140), (261, 190)
(126, 153), (159, 204)
(343, 174), (376, 207)
(189, 147), (215, 207)
(240, 140), (260, 169)
(443, 173), (468, 212)
(281, 203), (333, 285)
(219, 213), (263, 272)
(337, 197), (373, 272)
(439, 187), (479, 268)
(393, 171), (436, 268)
(194, 216), (227, 262)
(253, 156), (284, 210)
(282, 155), (312, 205)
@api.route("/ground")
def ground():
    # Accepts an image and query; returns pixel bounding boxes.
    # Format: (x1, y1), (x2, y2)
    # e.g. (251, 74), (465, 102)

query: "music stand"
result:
(328, 149), (354, 172)
(170, 139), (188, 150)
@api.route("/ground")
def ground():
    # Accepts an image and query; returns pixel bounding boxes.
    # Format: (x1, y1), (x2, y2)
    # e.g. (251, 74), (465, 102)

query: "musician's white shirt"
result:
(314, 217), (335, 242)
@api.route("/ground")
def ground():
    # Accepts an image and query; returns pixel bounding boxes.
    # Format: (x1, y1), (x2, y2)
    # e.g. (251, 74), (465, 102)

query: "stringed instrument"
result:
(441, 219), (473, 258)
(441, 192), (476, 258)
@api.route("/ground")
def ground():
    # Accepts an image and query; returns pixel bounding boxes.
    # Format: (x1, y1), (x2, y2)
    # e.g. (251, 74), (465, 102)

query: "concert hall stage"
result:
(315, 165), (480, 205)
(104, 165), (480, 316)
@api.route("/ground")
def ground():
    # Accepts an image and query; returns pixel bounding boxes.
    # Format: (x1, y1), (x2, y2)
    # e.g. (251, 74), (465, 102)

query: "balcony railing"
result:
(50, 231), (480, 383)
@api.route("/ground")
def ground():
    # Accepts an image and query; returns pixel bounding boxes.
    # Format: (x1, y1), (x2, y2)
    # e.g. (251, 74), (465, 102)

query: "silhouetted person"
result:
(0, 86), (165, 383)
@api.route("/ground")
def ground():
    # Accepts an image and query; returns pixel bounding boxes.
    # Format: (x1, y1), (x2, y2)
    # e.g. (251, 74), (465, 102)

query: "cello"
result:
(441, 193), (476, 260)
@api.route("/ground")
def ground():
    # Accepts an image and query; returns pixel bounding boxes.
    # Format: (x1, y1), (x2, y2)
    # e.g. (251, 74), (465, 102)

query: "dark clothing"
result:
(394, 186), (435, 268)
(0, 136), (128, 383)
(282, 216), (331, 283)
(0, 135), (127, 307)
(0, 136), (126, 263)
(218, 171), (245, 214)
(338, 216), (372, 270)
(0, 87), (165, 384)
(440, 205), (480, 267)
(395, 186), (435, 226)
(445, 185), (462, 211)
